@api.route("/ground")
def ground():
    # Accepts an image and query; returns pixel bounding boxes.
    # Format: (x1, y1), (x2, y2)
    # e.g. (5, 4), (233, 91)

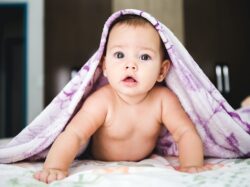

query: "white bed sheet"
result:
(0, 154), (250, 187)
(1, 139), (250, 187)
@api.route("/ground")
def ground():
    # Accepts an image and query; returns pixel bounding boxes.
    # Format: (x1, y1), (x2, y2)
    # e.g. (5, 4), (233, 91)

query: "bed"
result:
(1, 139), (250, 187)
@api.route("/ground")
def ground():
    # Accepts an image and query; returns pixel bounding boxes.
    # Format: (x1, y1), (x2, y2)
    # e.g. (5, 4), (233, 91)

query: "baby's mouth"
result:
(123, 76), (137, 83)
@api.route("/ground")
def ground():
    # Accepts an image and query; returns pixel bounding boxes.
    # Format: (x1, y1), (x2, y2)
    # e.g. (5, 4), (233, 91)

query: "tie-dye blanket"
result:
(0, 9), (250, 164)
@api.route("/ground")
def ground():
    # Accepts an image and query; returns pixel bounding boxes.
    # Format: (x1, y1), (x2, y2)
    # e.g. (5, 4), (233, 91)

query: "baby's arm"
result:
(241, 96), (250, 107)
(34, 91), (107, 183)
(160, 89), (205, 173)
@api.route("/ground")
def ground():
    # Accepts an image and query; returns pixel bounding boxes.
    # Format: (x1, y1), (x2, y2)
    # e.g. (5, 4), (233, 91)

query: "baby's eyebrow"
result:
(108, 46), (125, 53)
(140, 47), (156, 53)
(136, 46), (157, 56)
(109, 45), (124, 50)
(109, 45), (157, 54)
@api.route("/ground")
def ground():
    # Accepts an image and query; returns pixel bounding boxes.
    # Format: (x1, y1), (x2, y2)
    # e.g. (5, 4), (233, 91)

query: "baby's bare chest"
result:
(98, 106), (162, 140)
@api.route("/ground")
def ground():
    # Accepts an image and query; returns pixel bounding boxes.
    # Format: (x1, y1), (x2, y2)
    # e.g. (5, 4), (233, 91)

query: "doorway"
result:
(0, 4), (27, 138)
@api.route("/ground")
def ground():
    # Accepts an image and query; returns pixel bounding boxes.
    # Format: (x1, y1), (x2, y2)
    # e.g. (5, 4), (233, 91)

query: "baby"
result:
(34, 14), (208, 183)
(241, 96), (250, 107)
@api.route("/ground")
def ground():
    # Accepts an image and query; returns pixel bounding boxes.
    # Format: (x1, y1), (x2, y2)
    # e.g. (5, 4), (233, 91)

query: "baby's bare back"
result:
(90, 85), (163, 161)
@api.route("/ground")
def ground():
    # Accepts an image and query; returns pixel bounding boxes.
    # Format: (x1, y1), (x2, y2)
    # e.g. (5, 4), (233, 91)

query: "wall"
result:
(27, 0), (44, 123)
(45, 0), (111, 105)
(112, 0), (185, 43)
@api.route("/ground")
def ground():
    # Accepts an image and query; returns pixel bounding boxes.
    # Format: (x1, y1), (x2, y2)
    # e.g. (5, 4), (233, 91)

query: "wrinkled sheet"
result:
(1, 154), (250, 187)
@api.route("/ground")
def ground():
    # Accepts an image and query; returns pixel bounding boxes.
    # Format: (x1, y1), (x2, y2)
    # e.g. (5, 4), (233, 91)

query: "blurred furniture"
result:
(184, 0), (250, 108)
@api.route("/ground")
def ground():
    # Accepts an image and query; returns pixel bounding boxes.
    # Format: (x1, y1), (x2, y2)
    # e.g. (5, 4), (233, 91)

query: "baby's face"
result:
(103, 23), (165, 97)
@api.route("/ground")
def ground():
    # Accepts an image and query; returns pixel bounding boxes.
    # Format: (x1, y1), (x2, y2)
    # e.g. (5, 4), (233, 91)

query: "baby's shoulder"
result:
(151, 86), (179, 103)
(151, 86), (175, 97)
(82, 84), (112, 110)
(87, 84), (113, 101)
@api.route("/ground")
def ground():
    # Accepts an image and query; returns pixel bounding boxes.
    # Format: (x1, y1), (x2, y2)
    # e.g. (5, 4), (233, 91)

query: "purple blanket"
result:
(1, 9), (250, 163)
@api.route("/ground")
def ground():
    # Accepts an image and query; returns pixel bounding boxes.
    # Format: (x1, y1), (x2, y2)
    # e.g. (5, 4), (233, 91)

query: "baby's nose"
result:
(125, 63), (137, 71)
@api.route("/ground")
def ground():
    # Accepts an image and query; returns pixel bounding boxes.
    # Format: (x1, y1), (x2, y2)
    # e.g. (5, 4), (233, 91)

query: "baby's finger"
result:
(47, 172), (57, 184)
(196, 167), (206, 172)
(178, 167), (195, 173)
(33, 171), (41, 180)
(39, 170), (50, 183)
(178, 167), (188, 172)
(56, 172), (66, 180)
(202, 165), (211, 171)
(187, 167), (198, 173)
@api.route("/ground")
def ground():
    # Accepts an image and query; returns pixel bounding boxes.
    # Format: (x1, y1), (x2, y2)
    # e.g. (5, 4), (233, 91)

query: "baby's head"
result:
(103, 15), (170, 61)
(102, 14), (171, 95)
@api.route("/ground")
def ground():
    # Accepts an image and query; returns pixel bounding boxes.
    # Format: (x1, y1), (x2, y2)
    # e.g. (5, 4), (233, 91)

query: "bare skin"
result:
(34, 85), (206, 183)
(241, 96), (250, 107)
(34, 21), (208, 184)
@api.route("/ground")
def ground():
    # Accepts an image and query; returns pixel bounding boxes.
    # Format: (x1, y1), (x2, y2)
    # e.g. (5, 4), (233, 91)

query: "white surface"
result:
(0, 154), (250, 187)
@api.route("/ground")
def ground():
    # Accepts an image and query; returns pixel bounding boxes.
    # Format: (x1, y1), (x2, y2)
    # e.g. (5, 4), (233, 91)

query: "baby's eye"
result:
(114, 52), (124, 59)
(140, 54), (151, 61)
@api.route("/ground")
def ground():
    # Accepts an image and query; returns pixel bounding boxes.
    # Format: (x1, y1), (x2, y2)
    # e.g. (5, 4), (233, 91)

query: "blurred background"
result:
(0, 0), (249, 138)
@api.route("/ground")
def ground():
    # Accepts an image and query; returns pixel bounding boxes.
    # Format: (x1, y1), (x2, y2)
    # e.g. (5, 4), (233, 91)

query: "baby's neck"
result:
(113, 90), (150, 105)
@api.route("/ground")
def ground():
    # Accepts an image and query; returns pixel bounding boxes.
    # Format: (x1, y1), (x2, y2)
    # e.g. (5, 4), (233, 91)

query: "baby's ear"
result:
(101, 56), (107, 77)
(157, 60), (170, 82)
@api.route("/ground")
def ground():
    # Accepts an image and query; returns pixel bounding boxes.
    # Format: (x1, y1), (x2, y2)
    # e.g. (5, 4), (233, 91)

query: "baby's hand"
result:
(177, 165), (213, 173)
(33, 168), (68, 183)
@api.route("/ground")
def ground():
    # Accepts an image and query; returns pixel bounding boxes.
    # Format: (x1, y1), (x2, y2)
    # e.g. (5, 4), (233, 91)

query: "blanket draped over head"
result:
(1, 9), (250, 163)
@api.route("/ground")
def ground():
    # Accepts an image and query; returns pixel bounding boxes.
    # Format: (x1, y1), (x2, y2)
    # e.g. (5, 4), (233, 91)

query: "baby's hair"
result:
(103, 14), (170, 60)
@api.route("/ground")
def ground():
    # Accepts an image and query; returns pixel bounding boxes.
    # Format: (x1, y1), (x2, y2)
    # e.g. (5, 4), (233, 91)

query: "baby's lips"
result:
(123, 76), (137, 82)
